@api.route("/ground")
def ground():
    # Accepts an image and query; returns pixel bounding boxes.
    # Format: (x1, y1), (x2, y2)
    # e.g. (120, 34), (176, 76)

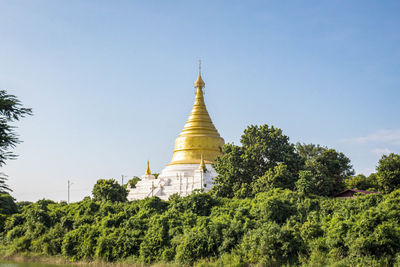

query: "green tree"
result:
(0, 90), (32, 167)
(0, 173), (11, 194)
(126, 176), (141, 189)
(0, 193), (18, 231)
(376, 153), (400, 193)
(345, 174), (378, 191)
(238, 221), (303, 265)
(295, 170), (315, 195)
(252, 163), (296, 194)
(0, 193), (18, 215)
(175, 225), (217, 265)
(61, 224), (99, 260)
(139, 215), (170, 263)
(92, 179), (128, 202)
(0, 90), (31, 228)
(0, 174), (15, 223)
(250, 189), (298, 224)
(296, 144), (354, 196)
(212, 125), (303, 198)
(296, 143), (327, 161)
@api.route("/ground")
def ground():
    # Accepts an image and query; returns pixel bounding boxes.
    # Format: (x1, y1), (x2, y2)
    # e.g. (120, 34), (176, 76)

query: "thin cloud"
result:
(371, 148), (393, 156)
(350, 129), (400, 145)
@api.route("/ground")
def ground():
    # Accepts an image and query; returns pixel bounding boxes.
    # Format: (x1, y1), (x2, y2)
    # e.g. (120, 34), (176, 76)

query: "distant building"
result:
(127, 65), (224, 201)
(334, 189), (380, 198)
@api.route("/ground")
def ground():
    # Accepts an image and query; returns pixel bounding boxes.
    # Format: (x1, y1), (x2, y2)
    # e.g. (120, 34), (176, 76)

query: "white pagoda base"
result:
(127, 164), (216, 201)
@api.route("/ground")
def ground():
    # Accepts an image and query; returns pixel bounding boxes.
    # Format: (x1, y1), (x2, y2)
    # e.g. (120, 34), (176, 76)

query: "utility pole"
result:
(121, 175), (126, 185)
(67, 180), (70, 204)
(67, 180), (73, 204)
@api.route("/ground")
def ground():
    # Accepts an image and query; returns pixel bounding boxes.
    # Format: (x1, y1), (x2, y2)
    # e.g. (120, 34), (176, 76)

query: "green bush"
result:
(1, 188), (400, 265)
(175, 225), (217, 265)
(238, 221), (303, 265)
(61, 224), (99, 260)
(92, 179), (127, 202)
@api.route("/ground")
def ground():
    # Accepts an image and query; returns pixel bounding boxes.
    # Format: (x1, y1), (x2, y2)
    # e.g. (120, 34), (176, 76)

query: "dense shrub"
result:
(238, 221), (303, 265)
(92, 179), (127, 202)
(1, 189), (400, 266)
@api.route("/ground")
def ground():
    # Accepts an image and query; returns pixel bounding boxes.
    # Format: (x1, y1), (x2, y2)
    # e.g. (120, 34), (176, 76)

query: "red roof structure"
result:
(333, 189), (380, 198)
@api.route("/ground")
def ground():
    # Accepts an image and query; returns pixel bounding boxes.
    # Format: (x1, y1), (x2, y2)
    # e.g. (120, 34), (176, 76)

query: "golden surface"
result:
(169, 69), (225, 165)
(199, 154), (206, 170)
(146, 160), (151, 175)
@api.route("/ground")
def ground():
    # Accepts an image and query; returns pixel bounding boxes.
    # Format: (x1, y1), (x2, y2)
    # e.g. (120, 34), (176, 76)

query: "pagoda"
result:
(127, 64), (224, 200)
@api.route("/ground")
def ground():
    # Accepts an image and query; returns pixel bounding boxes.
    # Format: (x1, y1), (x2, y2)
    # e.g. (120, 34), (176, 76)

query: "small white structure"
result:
(127, 158), (214, 201)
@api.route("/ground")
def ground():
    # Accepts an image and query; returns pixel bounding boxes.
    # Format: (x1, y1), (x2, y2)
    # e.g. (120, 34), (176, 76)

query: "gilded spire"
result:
(199, 154), (206, 171)
(194, 60), (205, 89)
(145, 160), (151, 175)
(169, 63), (225, 165)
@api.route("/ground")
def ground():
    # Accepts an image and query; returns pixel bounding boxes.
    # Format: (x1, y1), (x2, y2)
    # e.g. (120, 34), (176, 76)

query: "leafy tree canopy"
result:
(0, 173), (11, 194)
(296, 143), (354, 196)
(212, 125), (303, 198)
(295, 143), (327, 161)
(212, 127), (354, 198)
(0, 90), (32, 167)
(0, 90), (32, 222)
(126, 176), (141, 189)
(252, 163), (296, 195)
(92, 179), (128, 202)
(376, 153), (400, 193)
(2, 188), (400, 266)
(345, 174), (379, 191)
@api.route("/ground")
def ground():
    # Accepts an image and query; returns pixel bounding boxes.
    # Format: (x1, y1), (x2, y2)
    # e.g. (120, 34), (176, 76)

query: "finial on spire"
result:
(194, 59), (205, 88)
(145, 160), (151, 175)
(199, 154), (206, 171)
(199, 59), (202, 73)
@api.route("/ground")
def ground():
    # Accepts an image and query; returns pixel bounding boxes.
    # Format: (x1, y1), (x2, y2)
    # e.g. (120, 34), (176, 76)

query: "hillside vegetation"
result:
(1, 190), (400, 266)
(2, 124), (400, 266)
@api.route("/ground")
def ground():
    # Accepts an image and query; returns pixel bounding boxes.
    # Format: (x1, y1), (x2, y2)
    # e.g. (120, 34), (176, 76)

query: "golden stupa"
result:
(169, 65), (225, 165)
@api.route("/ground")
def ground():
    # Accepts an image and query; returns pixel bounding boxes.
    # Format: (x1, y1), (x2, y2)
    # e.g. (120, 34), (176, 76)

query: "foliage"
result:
(127, 176), (141, 189)
(0, 90), (32, 167)
(0, 188), (399, 266)
(212, 124), (303, 198)
(0, 193), (18, 231)
(296, 143), (327, 161)
(0, 173), (12, 194)
(296, 144), (354, 196)
(345, 174), (379, 191)
(252, 163), (296, 194)
(212, 129), (354, 198)
(238, 221), (303, 265)
(0, 193), (18, 215)
(376, 153), (400, 193)
(0, 90), (32, 171)
(1, 121), (400, 266)
(92, 179), (128, 202)
(0, 90), (32, 227)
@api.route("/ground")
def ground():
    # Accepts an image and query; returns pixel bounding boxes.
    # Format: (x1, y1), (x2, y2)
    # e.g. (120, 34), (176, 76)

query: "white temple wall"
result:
(127, 164), (215, 201)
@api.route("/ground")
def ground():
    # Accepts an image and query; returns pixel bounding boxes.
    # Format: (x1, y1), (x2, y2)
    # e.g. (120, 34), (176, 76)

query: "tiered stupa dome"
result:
(169, 68), (225, 165)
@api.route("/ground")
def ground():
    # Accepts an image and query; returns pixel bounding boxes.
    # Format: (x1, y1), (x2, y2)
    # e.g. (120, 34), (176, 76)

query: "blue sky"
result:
(1, 0), (399, 202)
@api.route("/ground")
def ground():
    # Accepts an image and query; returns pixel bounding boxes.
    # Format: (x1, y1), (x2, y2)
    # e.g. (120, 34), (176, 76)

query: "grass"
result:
(0, 253), (180, 267)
